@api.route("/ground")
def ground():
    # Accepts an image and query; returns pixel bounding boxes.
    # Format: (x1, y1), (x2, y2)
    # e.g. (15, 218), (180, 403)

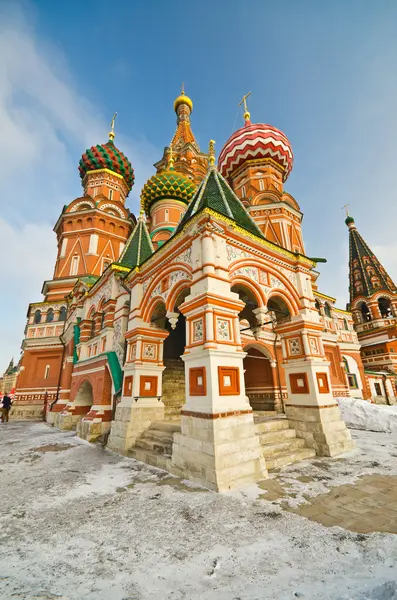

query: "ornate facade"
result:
(346, 215), (397, 403)
(15, 90), (365, 491)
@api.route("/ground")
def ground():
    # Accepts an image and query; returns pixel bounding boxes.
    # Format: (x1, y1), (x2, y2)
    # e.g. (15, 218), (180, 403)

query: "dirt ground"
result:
(0, 421), (397, 600)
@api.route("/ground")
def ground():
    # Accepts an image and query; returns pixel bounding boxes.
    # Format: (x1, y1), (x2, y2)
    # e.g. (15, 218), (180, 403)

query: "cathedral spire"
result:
(171, 87), (200, 151)
(347, 215), (397, 303)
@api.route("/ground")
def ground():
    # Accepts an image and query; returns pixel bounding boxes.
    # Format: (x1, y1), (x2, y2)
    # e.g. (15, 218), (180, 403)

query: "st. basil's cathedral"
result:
(12, 90), (397, 491)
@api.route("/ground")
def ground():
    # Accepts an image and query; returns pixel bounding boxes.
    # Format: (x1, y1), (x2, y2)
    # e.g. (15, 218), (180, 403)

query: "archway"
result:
(151, 290), (190, 420)
(360, 302), (372, 322)
(72, 380), (93, 417)
(243, 345), (277, 412)
(378, 297), (392, 318)
(231, 283), (260, 332)
(267, 296), (291, 324)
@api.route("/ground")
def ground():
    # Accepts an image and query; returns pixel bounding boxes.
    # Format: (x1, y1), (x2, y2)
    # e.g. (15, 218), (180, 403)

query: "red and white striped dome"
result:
(218, 121), (293, 182)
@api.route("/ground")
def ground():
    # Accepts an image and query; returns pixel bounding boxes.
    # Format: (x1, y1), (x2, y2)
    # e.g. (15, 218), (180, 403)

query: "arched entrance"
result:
(243, 345), (277, 412)
(72, 380), (94, 417)
(151, 290), (189, 420)
(231, 283), (260, 330)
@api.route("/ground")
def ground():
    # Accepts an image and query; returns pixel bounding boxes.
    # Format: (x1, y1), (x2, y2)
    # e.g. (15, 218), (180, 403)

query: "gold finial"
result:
(208, 139), (216, 166)
(181, 82), (185, 94)
(238, 91), (251, 122)
(167, 145), (174, 169)
(109, 112), (117, 141)
(342, 204), (350, 216)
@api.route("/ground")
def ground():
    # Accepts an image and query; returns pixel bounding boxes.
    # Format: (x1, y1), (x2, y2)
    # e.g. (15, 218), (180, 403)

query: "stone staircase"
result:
(128, 412), (316, 476)
(254, 414), (316, 470)
(128, 421), (179, 471)
(162, 359), (186, 421)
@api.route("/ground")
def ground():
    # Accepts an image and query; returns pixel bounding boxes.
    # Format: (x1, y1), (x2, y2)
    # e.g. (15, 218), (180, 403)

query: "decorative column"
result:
(107, 325), (168, 454)
(279, 318), (354, 456)
(171, 230), (267, 491)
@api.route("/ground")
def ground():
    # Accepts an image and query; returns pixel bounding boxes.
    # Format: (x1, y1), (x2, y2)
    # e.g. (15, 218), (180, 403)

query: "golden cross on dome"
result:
(181, 82), (185, 94)
(238, 91), (251, 121)
(342, 204), (350, 216)
(109, 112), (117, 141)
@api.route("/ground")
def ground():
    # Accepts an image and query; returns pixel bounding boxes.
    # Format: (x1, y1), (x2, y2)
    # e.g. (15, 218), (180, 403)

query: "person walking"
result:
(1, 393), (12, 423)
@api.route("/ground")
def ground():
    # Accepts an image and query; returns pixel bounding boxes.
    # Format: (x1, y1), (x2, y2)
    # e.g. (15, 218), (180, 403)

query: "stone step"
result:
(143, 430), (175, 444)
(266, 447), (316, 471)
(261, 437), (307, 457)
(254, 418), (289, 433)
(128, 447), (173, 471)
(134, 437), (173, 454)
(257, 427), (297, 445)
(150, 421), (181, 433)
(254, 411), (278, 418)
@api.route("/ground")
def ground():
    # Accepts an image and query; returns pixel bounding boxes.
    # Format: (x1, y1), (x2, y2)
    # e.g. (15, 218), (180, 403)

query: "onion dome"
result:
(218, 121), (293, 182)
(141, 165), (196, 214)
(345, 215), (355, 226)
(79, 140), (135, 192)
(174, 89), (193, 114)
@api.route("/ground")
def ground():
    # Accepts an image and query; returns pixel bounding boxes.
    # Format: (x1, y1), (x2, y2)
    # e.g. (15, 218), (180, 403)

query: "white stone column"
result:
(279, 318), (354, 456)
(170, 228), (268, 491)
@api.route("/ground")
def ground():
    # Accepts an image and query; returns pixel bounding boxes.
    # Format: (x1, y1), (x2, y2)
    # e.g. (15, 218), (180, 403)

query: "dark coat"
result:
(2, 396), (12, 409)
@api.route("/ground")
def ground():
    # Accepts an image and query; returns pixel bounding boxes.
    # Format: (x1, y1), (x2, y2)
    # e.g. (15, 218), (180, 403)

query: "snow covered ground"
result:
(337, 397), (397, 433)
(0, 421), (397, 600)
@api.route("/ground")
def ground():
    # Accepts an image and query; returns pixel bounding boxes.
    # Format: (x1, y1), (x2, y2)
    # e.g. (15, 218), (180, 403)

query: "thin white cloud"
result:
(0, 4), (158, 372)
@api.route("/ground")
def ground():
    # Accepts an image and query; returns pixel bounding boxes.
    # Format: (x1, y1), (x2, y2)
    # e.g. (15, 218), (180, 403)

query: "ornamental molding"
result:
(137, 241), (193, 286)
(87, 279), (113, 313)
(226, 239), (310, 278)
(69, 200), (95, 212)
(99, 203), (125, 218)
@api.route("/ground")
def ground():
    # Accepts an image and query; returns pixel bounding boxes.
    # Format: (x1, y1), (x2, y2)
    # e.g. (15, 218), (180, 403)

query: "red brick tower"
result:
(14, 120), (136, 417)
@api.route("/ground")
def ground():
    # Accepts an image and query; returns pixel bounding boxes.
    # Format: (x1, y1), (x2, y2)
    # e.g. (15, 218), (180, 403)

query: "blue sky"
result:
(1, 0), (397, 371)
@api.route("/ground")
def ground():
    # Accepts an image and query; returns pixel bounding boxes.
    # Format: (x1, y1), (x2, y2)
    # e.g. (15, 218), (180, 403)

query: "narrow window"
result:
(70, 255), (79, 276)
(46, 309), (54, 323)
(241, 185), (246, 197)
(34, 310), (42, 324)
(93, 188), (98, 197)
(59, 306), (67, 321)
(109, 189), (113, 200)
(44, 365), (50, 379)
(164, 209), (169, 223)
(60, 238), (68, 258)
(259, 179), (264, 191)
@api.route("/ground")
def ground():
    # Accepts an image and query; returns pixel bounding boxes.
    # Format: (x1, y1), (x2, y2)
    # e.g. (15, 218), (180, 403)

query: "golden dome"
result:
(174, 90), (193, 114)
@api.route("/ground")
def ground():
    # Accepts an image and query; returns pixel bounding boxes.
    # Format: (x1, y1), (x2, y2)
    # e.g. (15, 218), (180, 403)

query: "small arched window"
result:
(343, 318), (349, 330)
(90, 319), (96, 339)
(315, 300), (321, 313)
(46, 308), (54, 323)
(360, 302), (372, 322)
(324, 303), (332, 318)
(378, 297), (392, 318)
(59, 306), (67, 321)
(259, 179), (264, 191)
(34, 310), (42, 324)
(100, 312), (106, 329)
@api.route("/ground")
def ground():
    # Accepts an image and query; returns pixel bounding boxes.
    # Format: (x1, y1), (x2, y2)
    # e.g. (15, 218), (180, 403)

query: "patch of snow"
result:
(1, 422), (397, 600)
(337, 397), (397, 433)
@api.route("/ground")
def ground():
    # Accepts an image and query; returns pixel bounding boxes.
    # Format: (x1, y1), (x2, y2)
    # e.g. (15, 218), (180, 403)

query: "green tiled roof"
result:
(176, 167), (265, 238)
(348, 217), (397, 302)
(118, 215), (154, 269)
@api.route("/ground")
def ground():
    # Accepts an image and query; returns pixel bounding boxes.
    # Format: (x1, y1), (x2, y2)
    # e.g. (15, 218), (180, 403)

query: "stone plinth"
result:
(285, 404), (354, 457)
(171, 411), (267, 492)
(107, 398), (165, 455)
